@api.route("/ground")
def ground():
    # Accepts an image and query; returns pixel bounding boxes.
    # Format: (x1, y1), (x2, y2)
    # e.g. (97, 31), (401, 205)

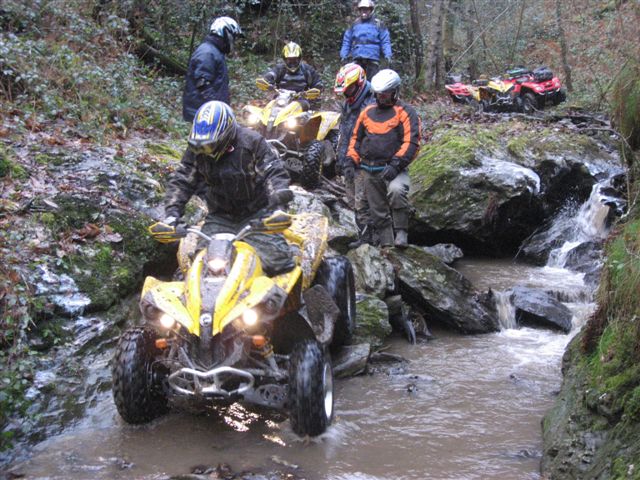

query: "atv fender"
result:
(300, 284), (340, 345)
(314, 111), (340, 141)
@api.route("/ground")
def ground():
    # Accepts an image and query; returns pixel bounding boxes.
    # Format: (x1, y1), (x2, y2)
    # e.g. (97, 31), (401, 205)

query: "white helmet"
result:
(357, 0), (375, 19)
(210, 17), (243, 49)
(371, 69), (401, 107)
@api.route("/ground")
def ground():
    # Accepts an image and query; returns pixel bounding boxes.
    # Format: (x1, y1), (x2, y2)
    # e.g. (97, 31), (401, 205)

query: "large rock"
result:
(332, 343), (371, 378)
(411, 153), (544, 255)
(510, 286), (573, 332)
(353, 294), (392, 348)
(289, 186), (358, 250)
(386, 247), (499, 333)
(347, 244), (395, 298)
(407, 124), (616, 257)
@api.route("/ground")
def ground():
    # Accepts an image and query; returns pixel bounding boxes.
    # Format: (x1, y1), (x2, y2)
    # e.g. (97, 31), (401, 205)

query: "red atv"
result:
(445, 73), (474, 104)
(504, 67), (567, 114)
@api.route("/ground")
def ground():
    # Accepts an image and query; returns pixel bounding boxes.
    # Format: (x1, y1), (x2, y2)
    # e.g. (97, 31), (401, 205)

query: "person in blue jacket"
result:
(182, 17), (243, 123)
(340, 0), (392, 80)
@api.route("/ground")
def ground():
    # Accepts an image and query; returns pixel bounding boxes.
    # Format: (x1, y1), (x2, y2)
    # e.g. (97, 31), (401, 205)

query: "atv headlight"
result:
(286, 117), (297, 129)
(242, 308), (259, 327)
(247, 113), (260, 125)
(159, 313), (175, 329)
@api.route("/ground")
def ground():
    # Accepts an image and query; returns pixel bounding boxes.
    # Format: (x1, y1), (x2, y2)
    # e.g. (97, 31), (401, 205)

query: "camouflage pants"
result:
(201, 210), (295, 276)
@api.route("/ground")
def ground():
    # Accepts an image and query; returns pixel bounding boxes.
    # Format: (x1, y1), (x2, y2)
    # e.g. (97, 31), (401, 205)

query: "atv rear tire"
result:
(522, 93), (539, 114)
(313, 256), (356, 347)
(299, 140), (324, 190)
(288, 340), (333, 436)
(112, 327), (169, 424)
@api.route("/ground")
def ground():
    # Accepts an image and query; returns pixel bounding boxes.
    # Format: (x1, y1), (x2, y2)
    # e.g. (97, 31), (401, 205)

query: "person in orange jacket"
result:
(346, 69), (420, 248)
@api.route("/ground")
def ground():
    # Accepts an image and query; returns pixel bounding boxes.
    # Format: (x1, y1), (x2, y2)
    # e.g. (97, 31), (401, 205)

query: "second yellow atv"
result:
(243, 79), (340, 189)
(112, 211), (356, 437)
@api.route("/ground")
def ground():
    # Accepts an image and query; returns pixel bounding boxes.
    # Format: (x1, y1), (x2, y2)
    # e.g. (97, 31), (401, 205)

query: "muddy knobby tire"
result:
(288, 340), (333, 436)
(112, 326), (169, 424)
(522, 92), (539, 114)
(323, 130), (340, 179)
(313, 256), (356, 347)
(299, 140), (324, 190)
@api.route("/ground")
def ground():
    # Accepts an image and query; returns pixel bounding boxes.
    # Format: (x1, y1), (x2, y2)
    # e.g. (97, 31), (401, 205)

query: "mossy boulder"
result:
(354, 294), (392, 348)
(385, 246), (499, 333)
(408, 122), (609, 256)
(51, 195), (175, 312)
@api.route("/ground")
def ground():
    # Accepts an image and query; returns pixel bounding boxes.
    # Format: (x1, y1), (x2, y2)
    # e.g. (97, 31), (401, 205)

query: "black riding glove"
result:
(268, 189), (294, 211)
(381, 164), (399, 182)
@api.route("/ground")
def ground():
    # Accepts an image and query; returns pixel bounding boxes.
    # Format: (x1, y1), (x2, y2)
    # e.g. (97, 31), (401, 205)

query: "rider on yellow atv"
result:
(258, 42), (323, 110)
(163, 100), (294, 275)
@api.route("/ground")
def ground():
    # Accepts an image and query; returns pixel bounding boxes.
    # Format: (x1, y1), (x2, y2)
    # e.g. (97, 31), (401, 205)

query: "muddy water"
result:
(10, 260), (589, 480)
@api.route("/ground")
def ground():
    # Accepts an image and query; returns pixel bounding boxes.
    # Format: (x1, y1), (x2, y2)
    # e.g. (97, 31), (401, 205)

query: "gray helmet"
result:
(357, 0), (375, 19)
(371, 69), (401, 107)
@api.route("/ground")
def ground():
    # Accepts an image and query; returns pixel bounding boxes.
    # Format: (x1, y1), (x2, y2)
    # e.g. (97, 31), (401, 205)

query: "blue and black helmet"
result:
(188, 101), (237, 160)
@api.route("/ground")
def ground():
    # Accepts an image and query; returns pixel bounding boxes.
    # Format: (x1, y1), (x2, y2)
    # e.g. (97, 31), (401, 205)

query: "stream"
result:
(6, 242), (598, 480)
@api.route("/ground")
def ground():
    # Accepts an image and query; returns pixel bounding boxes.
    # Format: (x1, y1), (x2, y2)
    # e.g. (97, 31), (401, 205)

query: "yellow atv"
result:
(243, 79), (340, 189)
(111, 211), (356, 437)
(474, 77), (518, 112)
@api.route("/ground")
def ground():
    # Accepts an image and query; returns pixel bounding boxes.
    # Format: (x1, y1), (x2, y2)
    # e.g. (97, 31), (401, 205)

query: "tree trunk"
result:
(555, 0), (573, 92)
(424, 0), (447, 90)
(409, 0), (424, 81)
(443, 0), (460, 73)
(508, 1), (526, 67)
(465, 0), (478, 80)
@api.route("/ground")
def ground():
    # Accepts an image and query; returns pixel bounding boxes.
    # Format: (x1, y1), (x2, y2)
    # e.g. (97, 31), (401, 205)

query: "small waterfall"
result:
(546, 183), (613, 269)
(494, 290), (516, 329)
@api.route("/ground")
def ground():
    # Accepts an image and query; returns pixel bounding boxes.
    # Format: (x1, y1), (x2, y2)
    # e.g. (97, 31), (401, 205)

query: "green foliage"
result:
(0, 0), (183, 138)
(0, 266), (37, 450)
(612, 62), (640, 151)
(0, 144), (26, 179)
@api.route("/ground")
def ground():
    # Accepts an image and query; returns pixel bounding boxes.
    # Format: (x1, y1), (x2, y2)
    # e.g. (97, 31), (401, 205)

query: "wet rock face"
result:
(408, 127), (614, 257)
(386, 247), (499, 334)
(347, 244), (395, 298)
(509, 286), (573, 333)
(353, 294), (392, 347)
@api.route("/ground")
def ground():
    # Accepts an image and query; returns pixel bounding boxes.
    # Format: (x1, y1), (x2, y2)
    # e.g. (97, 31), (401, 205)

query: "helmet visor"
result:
(359, 7), (373, 18)
(188, 140), (230, 160)
(344, 83), (359, 98)
(285, 57), (300, 70)
(375, 90), (396, 107)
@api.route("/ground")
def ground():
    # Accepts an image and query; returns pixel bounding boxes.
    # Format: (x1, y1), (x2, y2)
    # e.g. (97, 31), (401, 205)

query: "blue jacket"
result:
(337, 81), (375, 169)
(182, 34), (230, 123)
(340, 17), (392, 63)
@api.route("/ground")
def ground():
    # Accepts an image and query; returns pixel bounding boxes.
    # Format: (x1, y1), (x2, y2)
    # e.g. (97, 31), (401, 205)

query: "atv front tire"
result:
(313, 256), (356, 347)
(288, 340), (334, 436)
(522, 93), (539, 114)
(299, 140), (324, 190)
(112, 327), (169, 424)
(553, 88), (567, 106)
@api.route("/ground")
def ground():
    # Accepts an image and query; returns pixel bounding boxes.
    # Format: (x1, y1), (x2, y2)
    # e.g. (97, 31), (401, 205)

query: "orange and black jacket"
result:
(347, 100), (421, 171)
